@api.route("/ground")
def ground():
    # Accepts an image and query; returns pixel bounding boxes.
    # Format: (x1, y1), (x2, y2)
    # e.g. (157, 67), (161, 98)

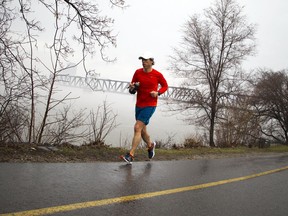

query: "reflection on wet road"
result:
(1, 154), (288, 216)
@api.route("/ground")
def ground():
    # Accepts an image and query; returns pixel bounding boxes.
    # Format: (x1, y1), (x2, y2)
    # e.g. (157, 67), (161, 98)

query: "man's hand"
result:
(129, 82), (140, 94)
(150, 91), (159, 98)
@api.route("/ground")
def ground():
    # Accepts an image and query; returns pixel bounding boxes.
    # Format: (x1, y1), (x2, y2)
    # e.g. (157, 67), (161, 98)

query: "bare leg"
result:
(141, 125), (152, 148)
(130, 120), (145, 156)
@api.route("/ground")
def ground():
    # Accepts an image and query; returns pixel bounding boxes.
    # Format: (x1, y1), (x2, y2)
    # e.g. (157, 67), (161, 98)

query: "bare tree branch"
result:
(169, 0), (256, 146)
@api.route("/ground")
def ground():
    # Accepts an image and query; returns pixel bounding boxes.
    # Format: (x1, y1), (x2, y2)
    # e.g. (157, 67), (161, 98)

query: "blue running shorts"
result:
(135, 106), (156, 125)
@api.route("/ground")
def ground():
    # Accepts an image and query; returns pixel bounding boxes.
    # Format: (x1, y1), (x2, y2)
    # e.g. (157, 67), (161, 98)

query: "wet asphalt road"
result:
(1, 154), (288, 216)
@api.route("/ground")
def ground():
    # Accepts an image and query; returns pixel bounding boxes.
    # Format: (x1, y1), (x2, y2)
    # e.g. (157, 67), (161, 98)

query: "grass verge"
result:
(1, 143), (288, 163)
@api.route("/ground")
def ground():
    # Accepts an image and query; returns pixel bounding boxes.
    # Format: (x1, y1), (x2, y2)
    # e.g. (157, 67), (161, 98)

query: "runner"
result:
(121, 52), (168, 164)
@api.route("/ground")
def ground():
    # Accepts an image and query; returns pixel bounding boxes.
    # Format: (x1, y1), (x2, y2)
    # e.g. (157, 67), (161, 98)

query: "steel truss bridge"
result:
(56, 75), (198, 103)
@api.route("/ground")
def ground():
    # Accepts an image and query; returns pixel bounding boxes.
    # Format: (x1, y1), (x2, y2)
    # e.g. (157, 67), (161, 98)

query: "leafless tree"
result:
(0, 103), (28, 143)
(41, 105), (88, 145)
(215, 94), (261, 147)
(169, 0), (256, 146)
(0, 0), (126, 144)
(0, 0), (31, 142)
(88, 100), (119, 146)
(250, 69), (288, 144)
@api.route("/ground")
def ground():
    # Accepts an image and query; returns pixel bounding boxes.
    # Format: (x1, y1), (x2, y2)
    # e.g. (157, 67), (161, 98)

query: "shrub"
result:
(183, 135), (203, 148)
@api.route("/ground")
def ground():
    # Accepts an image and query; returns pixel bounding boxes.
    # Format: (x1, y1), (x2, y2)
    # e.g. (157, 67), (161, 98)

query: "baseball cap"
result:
(138, 51), (154, 60)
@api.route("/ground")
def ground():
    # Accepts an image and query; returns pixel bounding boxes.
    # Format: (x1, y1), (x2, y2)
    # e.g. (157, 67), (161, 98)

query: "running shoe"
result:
(120, 153), (134, 164)
(148, 142), (156, 159)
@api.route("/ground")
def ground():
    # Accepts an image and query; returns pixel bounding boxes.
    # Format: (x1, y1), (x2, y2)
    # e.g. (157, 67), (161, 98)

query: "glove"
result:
(129, 82), (140, 94)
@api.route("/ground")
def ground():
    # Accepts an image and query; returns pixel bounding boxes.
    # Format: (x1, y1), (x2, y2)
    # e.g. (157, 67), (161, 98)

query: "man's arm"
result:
(157, 74), (168, 95)
(150, 74), (168, 98)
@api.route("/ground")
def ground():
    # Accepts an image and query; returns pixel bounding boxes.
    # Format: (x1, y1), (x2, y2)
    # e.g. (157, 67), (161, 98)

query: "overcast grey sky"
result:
(83, 0), (288, 85)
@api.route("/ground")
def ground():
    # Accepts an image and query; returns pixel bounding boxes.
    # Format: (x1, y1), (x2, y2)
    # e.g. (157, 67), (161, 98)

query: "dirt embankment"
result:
(1, 143), (288, 163)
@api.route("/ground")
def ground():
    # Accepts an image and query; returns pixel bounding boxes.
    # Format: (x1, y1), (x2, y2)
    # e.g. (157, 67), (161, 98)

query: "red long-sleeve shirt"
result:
(131, 68), (168, 107)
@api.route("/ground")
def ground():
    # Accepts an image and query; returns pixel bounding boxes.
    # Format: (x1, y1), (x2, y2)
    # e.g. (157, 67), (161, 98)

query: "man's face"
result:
(141, 58), (153, 69)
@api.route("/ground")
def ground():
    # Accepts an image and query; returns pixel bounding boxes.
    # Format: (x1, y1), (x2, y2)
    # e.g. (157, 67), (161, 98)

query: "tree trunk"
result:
(37, 74), (55, 144)
(209, 92), (217, 147)
(209, 109), (216, 147)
